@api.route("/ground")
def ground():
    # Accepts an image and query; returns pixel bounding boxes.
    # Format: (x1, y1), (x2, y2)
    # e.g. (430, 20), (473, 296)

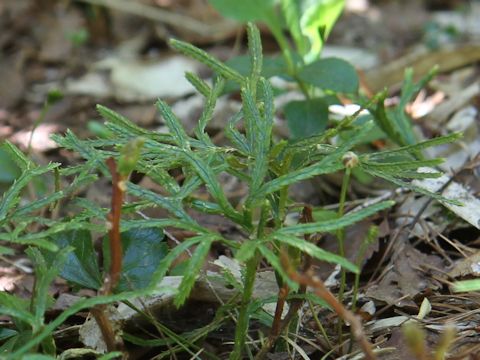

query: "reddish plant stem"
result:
(106, 157), (125, 293)
(91, 157), (126, 353)
(281, 253), (377, 360)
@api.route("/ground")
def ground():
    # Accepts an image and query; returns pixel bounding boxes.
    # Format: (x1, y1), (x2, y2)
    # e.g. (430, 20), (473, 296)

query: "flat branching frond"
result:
(174, 234), (217, 307)
(170, 38), (244, 84)
(0, 162), (59, 224)
(190, 199), (224, 215)
(11, 173), (97, 219)
(185, 71), (211, 98)
(247, 22), (263, 90)
(0, 216), (105, 251)
(52, 130), (110, 172)
(195, 77), (225, 143)
(156, 100), (191, 148)
(242, 85), (271, 200)
(126, 182), (194, 223)
(273, 233), (359, 273)
(367, 132), (462, 160)
(255, 155), (344, 200)
(257, 244), (298, 290)
(3, 141), (35, 170)
(181, 151), (243, 224)
(149, 235), (209, 290)
(121, 218), (209, 234)
(97, 105), (150, 137)
(275, 200), (394, 236)
(144, 167), (181, 195)
(225, 111), (250, 154)
(360, 158), (444, 173)
(27, 247), (70, 321)
(366, 168), (462, 205)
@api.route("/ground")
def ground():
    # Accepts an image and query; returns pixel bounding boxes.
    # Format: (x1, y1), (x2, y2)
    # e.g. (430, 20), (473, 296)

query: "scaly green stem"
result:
(336, 167), (351, 347)
(230, 203), (269, 360)
(337, 167), (351, 302)
(230, 253), (261, 360)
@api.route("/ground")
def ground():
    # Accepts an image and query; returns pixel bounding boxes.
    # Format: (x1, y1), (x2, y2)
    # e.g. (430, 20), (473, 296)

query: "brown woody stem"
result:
(281, 253), (377, 360)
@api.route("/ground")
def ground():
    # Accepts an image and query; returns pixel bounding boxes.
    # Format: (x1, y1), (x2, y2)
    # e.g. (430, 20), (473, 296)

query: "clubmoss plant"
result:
(0, 22), (462, 359)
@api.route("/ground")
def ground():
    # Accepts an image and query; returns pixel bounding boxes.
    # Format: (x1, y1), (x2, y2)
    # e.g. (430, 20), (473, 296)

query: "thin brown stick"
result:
(90, 305), (119, 352)
(281, 253), (377, 360)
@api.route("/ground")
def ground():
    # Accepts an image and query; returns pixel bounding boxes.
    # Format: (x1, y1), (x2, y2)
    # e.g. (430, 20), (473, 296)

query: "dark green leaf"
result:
(284, 98), (329, 138)
(208, 0), (277, 22)
(47, 230), (102, 290)
(298, 57), (358, 93)
(103, 227), (167, 292)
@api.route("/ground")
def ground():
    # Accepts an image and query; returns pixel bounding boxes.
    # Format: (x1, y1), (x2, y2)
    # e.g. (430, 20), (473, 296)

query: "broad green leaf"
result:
(281, 0), (307, 55)
(175, 235), (215, 306)
(298, 57), (358, 93)
(273, 233), (358, 273)
(284, 98), (329, 138)
(103, 227), (168, 292)
(208, 0), (277, 22)
(276, 200), (394, 235)
(300, 0), (346, 62)
(46, 230), (102, 290)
